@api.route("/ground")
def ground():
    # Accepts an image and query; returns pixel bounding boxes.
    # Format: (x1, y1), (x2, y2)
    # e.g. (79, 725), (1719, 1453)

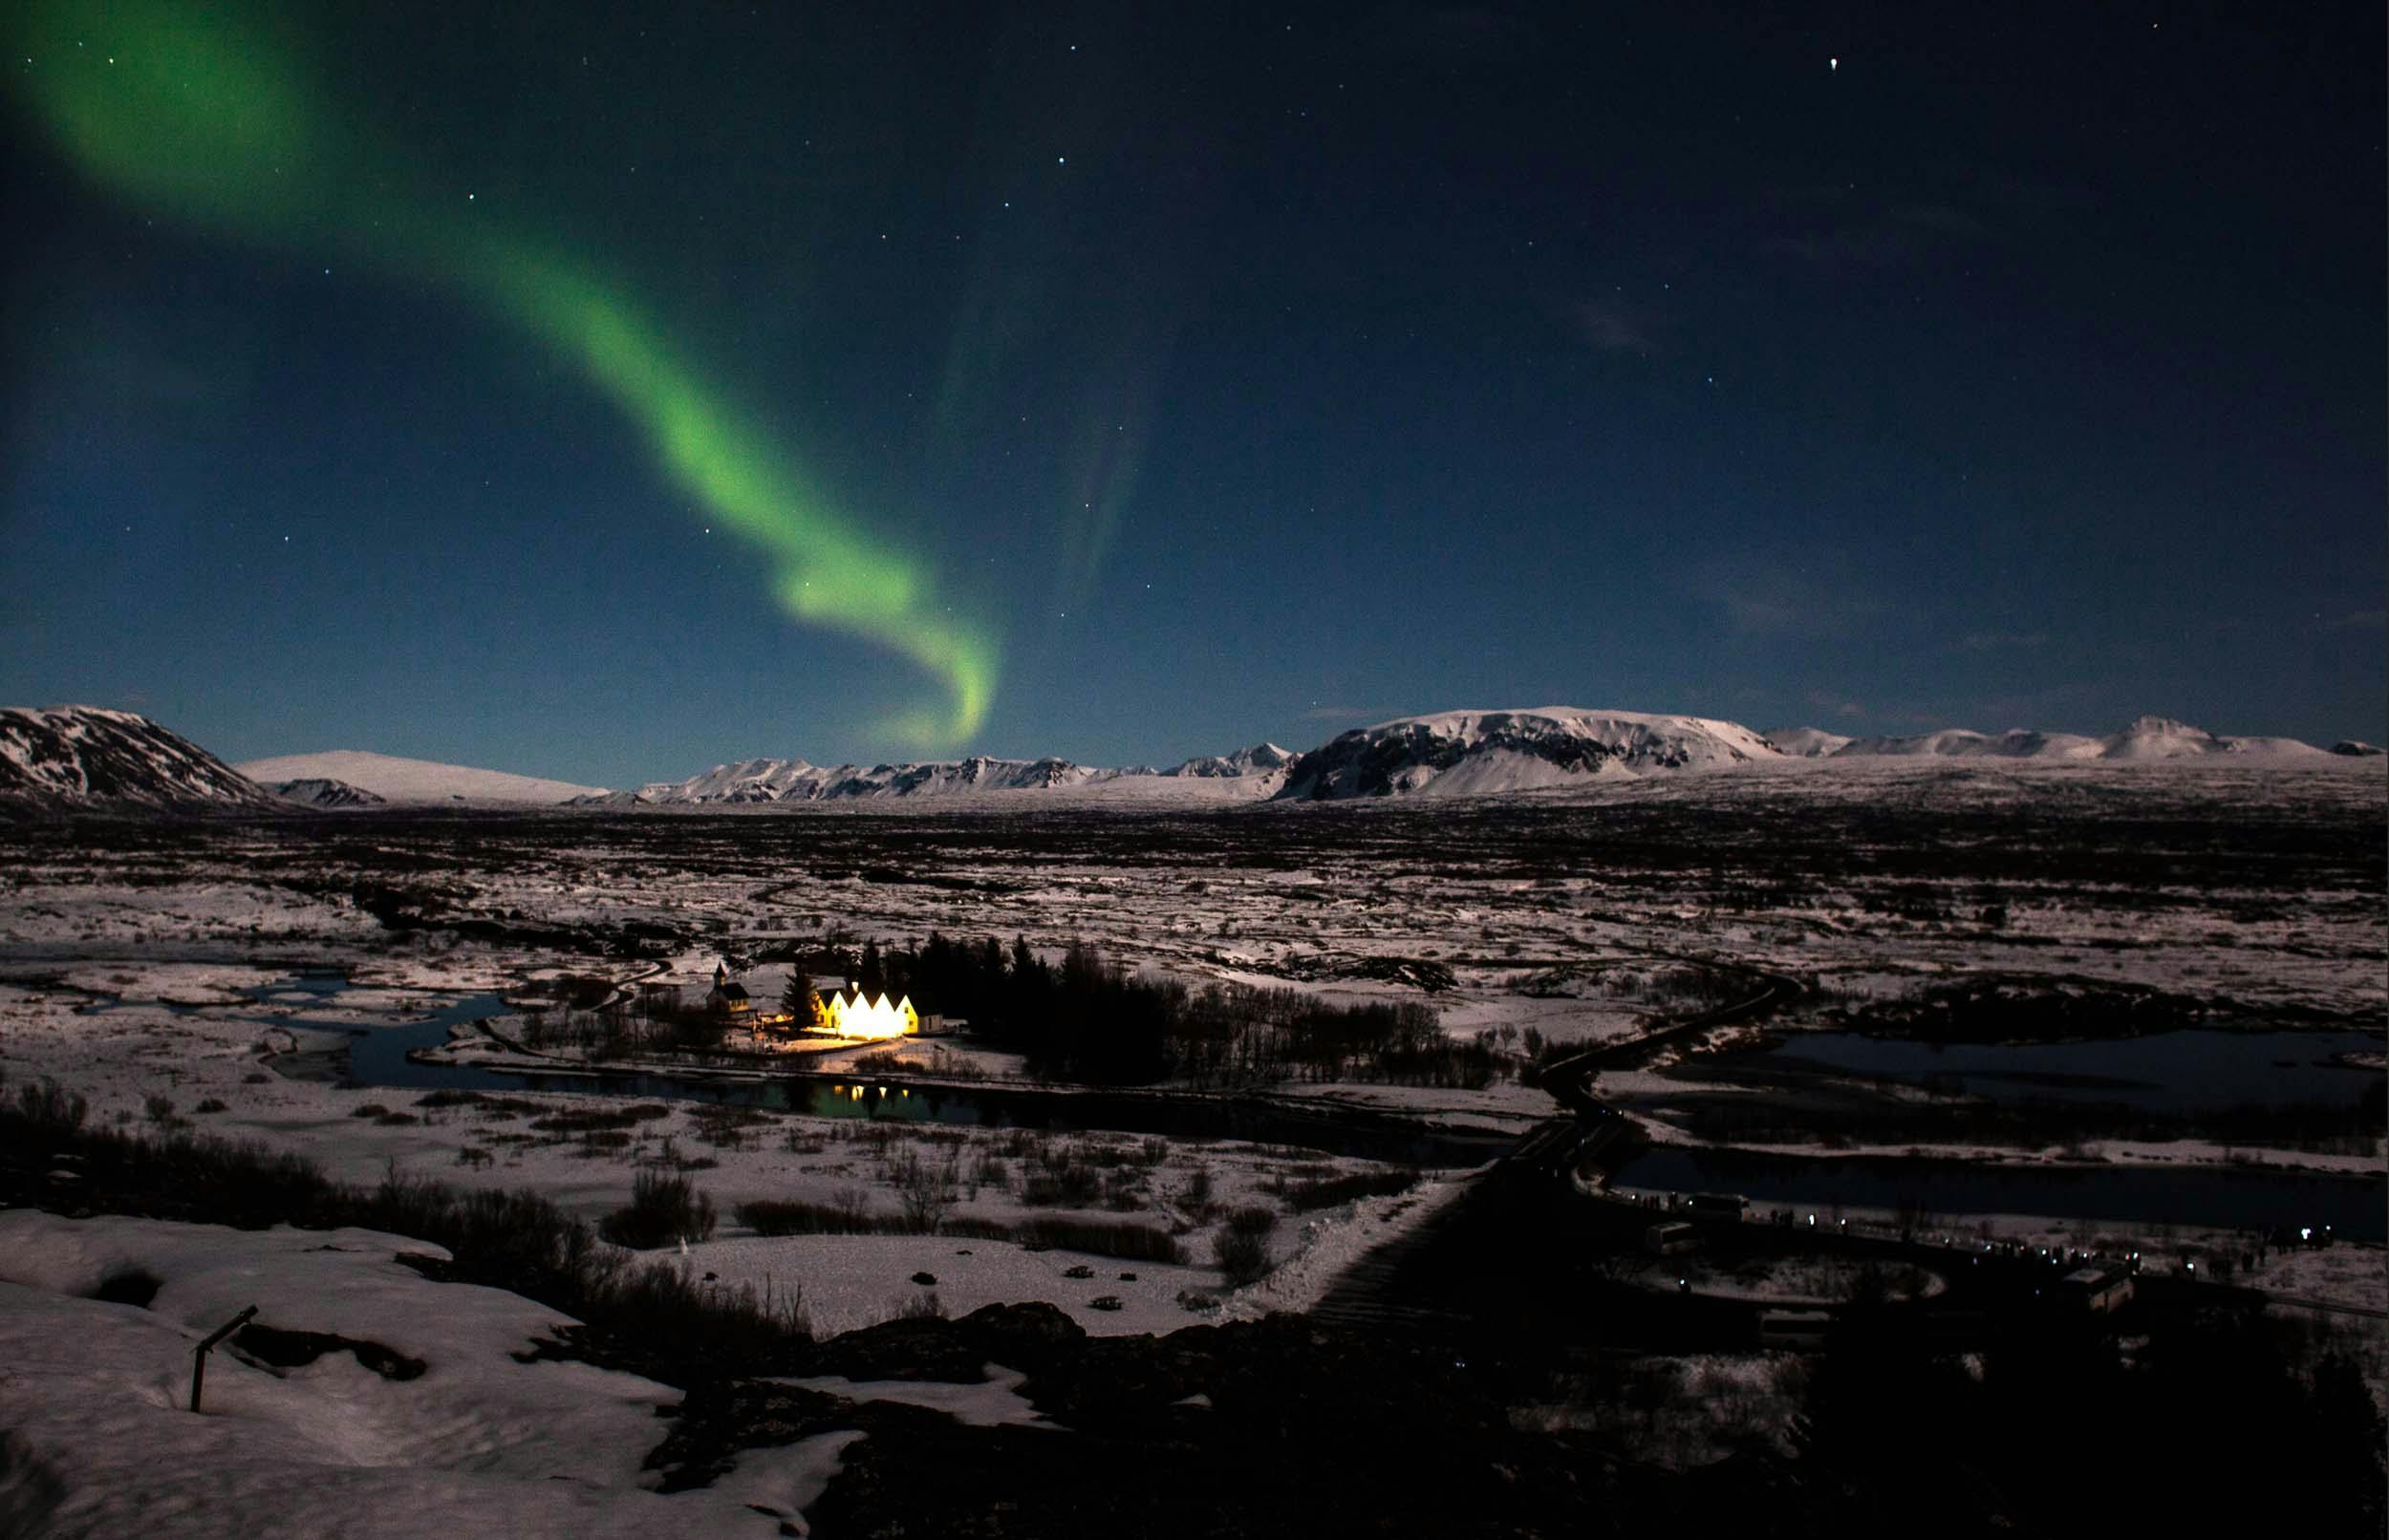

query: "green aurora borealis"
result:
(18, 0), (997, 745)
(7, 4), (2380, 776)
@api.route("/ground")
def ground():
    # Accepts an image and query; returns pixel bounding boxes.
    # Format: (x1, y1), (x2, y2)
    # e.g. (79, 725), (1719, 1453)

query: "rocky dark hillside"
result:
(263, 777), (388, 808)
(0, 706), (282, 812)
(1277, 709), (1779, 800)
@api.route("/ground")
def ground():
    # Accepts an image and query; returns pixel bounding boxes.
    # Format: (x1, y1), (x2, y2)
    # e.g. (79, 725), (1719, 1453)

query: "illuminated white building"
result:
(820, 987), (919, 1040)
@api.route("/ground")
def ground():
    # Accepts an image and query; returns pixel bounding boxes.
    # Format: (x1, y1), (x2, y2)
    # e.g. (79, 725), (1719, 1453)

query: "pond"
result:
(1756, 1028), (2385, 1114)
(250, 977), (1515, 1168)
(208, 978), (2389, 1236)
(1608, 1144), (2385, 1241)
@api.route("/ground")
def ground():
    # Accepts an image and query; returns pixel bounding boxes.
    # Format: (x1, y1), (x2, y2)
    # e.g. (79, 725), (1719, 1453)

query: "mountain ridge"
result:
(1, 706), (283, 812)
(1818, 715), (2329, 763)
(1277, 709), (1781, 801)
(7, 704), (2371, 815)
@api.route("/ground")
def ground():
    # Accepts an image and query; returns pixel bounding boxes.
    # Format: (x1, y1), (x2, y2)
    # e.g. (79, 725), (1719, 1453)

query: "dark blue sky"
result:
(7, 2), (2381, 785)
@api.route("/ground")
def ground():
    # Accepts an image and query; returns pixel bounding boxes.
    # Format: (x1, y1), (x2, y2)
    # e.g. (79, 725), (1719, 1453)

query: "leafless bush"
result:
(1214, 1206), (1278, 1287)
(891, 1148), (961, 1233)
(599, 1168), (718, 1249)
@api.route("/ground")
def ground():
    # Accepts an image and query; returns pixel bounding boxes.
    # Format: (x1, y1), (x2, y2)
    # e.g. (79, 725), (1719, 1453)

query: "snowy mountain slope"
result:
(1763, 726), (1854, 758)
(1831, 717), (2329, 763)
(615, 755), (1150, 805)
(1166, 743), (1297, 778)
(1832, 727), (2104, 760)
(263, 777), (387, 808)
(2095, 716), (2328, 761)
(235, 750), (608, 804)
(2328, 740), (2384, 758)
(1275, 709), (1782, 801)
(0, 706), (281, 810)
(586, 743), (1302, 807)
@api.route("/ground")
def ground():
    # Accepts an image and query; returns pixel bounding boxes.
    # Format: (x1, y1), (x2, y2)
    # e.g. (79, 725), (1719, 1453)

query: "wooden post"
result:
(190, 1305), (258, 1412)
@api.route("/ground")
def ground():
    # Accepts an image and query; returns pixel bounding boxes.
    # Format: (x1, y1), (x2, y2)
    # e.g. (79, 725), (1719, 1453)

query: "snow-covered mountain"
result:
(2328, 740), (2385, 758)
(603, 754), (1159, 806)
(0, 707), (282, 811)
(234, 750), (607, 804)
(1831, 727), (2105, 760)
(2093, 715), (2327, 761)
(1167, 742), (1296, 779)
(1276, 709), (1784, 800)
(1830, 717), (2328, 763)
(263, 777), (387, 808)
(1763, 726), (1854, 758)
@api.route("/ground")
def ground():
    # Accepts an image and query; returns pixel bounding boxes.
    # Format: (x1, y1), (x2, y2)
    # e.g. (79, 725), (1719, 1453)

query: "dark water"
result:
(195, 978), (2389, 1233)
(1760, 1028), (2384, 1113)
(1610, 1145), (2385, 1241)
(251, 977), (1513, 1167)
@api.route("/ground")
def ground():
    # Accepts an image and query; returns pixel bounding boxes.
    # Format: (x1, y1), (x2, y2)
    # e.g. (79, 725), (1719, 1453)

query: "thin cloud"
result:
(1705, 553), (1889, 637)
(1960, 630), (2051, 651)
(1759, 227), (1919, 271)
(1886, 203), (1985, 238)
(1570, 298), (1660, 354)
(1760, 196), (1987, 275)
(1300, 703), (1388, 722)
(1803, 690), (1865, 718)
(2323, 609), (2387, 630)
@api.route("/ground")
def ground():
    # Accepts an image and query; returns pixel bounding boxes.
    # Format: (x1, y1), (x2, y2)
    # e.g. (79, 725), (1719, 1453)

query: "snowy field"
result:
(0, 759), (2380, 1330)
(0, 1210), (860, 1536)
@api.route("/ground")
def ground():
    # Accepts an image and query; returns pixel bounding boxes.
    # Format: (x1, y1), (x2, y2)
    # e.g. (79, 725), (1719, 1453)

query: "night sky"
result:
(6, 2), (2381, 785)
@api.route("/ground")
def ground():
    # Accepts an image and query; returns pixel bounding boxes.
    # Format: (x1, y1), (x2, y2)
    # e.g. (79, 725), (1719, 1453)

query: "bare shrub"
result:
(600, 1169), (719, 1250)
(1267, 1166), (1419, 1212)
(1214, 1206), (1278, 1287)
(1179, 1164), (1216, 1222)
(892, 1148), (961, 1233)
(737, 1198), (895, 1236)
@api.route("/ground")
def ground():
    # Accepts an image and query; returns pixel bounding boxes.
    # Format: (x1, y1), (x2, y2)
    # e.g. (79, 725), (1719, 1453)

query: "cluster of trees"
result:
(520, 991), (727, 1059)
(888, 932), (1488, 1088)
(519, 935), (1499, 1089)
(782, 937), (905, 1016)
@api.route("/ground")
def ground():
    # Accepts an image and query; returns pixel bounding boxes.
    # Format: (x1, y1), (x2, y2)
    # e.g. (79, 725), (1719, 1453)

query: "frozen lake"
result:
(1757, 1027), (2384, 1114)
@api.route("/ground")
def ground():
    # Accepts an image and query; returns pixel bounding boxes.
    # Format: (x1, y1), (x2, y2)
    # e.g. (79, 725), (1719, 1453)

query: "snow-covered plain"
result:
(0, 758), (2380, 1346)
(0, 753), (2382, 1531)
(0, 1211), (849, 1537)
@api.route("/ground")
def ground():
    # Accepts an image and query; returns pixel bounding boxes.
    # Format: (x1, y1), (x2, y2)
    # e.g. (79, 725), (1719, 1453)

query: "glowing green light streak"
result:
(16, 0), (996, 744)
